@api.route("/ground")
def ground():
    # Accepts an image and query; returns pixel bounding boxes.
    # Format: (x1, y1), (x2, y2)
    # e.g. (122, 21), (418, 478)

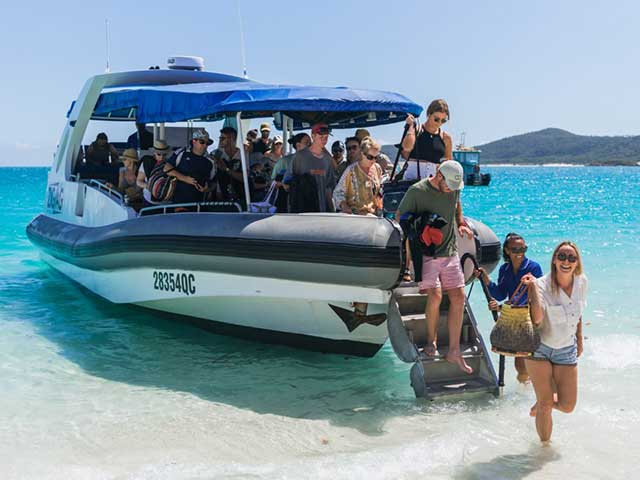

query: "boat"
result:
(27, 57), (501, 375)
(453, 141), (491, 186)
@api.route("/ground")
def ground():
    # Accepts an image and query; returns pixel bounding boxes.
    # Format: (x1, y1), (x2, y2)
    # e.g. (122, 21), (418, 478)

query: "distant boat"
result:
(453, 145), (491, 186)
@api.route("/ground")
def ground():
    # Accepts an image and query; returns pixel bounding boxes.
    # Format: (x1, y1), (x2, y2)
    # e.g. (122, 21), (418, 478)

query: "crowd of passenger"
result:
(76, 120), (398, 215)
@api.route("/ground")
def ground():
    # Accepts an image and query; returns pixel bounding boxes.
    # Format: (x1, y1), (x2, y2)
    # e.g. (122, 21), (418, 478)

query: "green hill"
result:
(477, 128), (640, 165)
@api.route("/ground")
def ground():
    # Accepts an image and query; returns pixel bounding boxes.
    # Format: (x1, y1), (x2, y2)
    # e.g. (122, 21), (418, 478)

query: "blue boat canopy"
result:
(92, 80), (422, 129)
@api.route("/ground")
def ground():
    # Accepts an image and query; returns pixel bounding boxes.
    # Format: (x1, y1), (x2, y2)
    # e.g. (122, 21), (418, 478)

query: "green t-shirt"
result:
(397, 178), (460, 257)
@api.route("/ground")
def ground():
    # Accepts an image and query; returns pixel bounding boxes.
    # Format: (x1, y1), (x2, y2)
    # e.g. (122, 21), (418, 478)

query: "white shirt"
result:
(536, 273), (588, 348)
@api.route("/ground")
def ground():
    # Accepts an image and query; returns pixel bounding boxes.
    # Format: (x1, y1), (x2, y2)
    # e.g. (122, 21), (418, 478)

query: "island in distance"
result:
(477, 128), (640, 166)
(381, 128), (639, 166)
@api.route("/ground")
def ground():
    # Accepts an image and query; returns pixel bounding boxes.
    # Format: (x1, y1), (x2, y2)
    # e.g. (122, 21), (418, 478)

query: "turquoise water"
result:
(1, 166), (638, 479)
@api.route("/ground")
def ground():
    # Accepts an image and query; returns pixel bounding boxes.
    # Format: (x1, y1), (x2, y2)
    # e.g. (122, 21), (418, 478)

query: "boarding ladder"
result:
(388, 281), (499, 400)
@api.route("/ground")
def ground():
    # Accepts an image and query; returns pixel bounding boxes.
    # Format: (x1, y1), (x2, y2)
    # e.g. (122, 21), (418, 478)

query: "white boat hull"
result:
(41, 252), (392, 356)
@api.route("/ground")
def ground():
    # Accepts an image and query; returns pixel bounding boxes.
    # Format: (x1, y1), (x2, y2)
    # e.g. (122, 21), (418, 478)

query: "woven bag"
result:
(490, 282), (540, 357)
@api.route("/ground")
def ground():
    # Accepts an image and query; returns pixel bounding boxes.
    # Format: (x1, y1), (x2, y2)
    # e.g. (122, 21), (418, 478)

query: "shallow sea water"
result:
(0, 166), (638, 479)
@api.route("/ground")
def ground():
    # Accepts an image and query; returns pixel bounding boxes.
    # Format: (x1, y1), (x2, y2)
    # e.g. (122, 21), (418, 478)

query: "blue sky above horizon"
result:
(1, 0), (638, 166)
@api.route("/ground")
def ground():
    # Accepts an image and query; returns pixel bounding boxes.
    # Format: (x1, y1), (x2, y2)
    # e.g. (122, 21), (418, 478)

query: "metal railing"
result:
(139, 201), (242, 216)
(88, 179), (125, 202)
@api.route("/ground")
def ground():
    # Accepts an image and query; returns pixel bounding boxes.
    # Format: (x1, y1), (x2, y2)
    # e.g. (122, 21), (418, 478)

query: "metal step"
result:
(415, 375), (499, 400)
(401, 313), (478, 350)
(388, 288), (499, 400)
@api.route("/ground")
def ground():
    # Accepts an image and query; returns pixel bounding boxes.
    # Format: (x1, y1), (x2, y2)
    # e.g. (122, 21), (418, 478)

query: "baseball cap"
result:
(259, 122), (271, 132)
(438, 160), (465, 191)
(331, 140), (345, 154)
(272, 135), (283, 145)
(311, 123), (332, 135)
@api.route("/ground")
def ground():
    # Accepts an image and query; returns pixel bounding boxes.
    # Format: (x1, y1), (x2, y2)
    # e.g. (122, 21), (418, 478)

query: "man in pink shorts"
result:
(396, 160), (474, 373)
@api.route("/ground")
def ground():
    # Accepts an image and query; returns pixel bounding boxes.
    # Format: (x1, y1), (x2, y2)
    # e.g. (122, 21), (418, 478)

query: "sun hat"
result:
(259, 122), (271, 132)
(152, 140), (171, 152)
(438, 160), (465, 190)
(192, 129), (213, 145)
(121, 148), (139, 162)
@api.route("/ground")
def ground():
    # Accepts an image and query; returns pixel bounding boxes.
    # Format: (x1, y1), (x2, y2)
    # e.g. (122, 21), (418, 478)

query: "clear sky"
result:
(1, 0), (638, 166)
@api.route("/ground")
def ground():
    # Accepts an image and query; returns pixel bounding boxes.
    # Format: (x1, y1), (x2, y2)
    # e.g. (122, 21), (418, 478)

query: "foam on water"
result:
(1, 167), (639, 479)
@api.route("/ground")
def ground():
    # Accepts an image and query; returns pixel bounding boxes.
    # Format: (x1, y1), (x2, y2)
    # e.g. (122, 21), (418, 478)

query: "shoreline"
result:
(484, 163), (639, 167)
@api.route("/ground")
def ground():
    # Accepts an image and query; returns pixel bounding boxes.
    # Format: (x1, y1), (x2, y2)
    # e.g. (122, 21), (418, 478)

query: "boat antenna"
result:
(105, 19), (111, 73)
(236, 0), (248, 78)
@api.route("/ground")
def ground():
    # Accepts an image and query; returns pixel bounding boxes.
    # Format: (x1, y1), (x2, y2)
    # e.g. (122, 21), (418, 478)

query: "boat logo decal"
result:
(329, 304), (387, 333)
(46, 183), (64, 213)
(153, 271), (196, 295)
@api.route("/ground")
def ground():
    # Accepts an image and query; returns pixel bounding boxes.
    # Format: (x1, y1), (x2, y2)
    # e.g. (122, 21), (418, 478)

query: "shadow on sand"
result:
(453, 443), (561, 480)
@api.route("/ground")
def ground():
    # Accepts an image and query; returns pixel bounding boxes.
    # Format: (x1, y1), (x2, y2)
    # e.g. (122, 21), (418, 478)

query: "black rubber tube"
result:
(460, 252), (505, 389)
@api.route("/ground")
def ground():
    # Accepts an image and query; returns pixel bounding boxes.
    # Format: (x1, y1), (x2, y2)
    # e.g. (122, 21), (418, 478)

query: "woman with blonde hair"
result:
(332, 136), (384, 216)
(520, 241), (587, 443)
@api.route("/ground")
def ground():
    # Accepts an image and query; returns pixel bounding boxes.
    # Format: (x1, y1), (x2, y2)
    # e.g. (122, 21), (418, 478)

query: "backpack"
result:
(147, 148), (185, 202)
(408, 212), (448, 256)
(288, 173), (320, 213)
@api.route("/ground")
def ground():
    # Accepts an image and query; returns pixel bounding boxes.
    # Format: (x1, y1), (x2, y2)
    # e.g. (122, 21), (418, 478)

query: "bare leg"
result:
(424, 287), (442, 356)
(445, 287), (473, 374)
(552, 364), (578, 413)
(525, 359), (555, 442)
(515, 357), (529, 383)
(403, 239), (412, 281)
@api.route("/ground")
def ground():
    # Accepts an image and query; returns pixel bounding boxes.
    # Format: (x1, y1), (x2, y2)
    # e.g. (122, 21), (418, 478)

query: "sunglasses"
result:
(197, 139), (208, 145)
(432, 116), (448, 124)
(365, 153), (378, 161)
(154, 152), (168, 157)
(509, 246), (528, 254)
(347, 145), (359, 151)
(556, 252), (578, 263)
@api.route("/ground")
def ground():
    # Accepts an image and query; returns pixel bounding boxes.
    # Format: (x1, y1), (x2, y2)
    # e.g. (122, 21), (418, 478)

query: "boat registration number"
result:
(152, 271), (196, 295)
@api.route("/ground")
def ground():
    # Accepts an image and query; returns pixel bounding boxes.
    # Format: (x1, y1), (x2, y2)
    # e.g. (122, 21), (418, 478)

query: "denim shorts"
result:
(530, 341), (577, 366)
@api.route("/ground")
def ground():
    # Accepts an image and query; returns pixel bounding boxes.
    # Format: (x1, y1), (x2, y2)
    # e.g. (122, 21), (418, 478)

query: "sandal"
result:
(402, 268), (413, 282)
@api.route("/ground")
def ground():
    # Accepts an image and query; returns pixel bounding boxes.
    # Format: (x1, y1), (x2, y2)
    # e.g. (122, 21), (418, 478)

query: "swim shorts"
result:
(419, 255), (465, 292)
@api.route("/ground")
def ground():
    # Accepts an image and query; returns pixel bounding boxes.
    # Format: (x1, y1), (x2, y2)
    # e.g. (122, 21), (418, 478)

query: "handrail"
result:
(88, 179), (125, 202)
(460, 252), (505, 393)
(139, 201), (242, 216)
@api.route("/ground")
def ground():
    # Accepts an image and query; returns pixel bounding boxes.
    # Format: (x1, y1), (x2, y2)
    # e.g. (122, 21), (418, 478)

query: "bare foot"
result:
(446, 351), (473, 374)
(423, 343), (439, 357)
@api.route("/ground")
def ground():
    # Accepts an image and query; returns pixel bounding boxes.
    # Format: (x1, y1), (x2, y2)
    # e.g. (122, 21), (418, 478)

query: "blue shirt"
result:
(489, 257), (543, 306)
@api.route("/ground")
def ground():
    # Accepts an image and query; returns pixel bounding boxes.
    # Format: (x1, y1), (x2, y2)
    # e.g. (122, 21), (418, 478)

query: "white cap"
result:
(439, 160), (465, 190)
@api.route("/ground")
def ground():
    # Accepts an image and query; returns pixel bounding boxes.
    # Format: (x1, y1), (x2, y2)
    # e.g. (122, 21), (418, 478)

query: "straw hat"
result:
(152, 140), (171, 152)
(121, 148), (139, 162)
